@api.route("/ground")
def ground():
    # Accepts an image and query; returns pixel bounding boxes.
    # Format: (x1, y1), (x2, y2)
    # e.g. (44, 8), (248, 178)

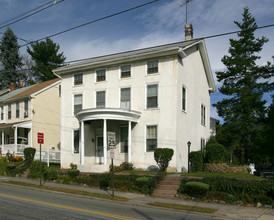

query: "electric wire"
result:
(19, 0), (160, 47)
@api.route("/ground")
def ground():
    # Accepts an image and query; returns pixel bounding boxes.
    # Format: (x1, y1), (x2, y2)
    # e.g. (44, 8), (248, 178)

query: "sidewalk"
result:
(0, 176), (273, 220)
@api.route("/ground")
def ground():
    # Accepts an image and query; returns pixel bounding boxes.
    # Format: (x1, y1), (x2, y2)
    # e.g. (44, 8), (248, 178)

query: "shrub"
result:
(70, 163), (77, 170)
(44, 170), (59, 181)
(136, 176), (152, 194)
(24, 148), (36, 166)
(56, 175), (72, 184)
(185, 181), (210, 197)
(189, 151), (203, 172)
(28, 160), (46, 179)
(154, 148), (174, 172)
(0, 156), (7, 163)
(99, 179), (109, 190)
(119, 162), (134, 171)
(11, 156), (24, 163)
(204, 137), (229, 163)
(67, 169), (80, 179)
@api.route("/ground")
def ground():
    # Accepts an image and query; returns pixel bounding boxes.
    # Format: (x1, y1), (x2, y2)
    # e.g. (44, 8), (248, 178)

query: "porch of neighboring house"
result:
(0, 121), (32, 156)
(75, 108), (141, 172)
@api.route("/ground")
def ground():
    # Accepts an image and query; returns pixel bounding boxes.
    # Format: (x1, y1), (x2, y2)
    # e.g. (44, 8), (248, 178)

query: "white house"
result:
(53, 34), (216, 172)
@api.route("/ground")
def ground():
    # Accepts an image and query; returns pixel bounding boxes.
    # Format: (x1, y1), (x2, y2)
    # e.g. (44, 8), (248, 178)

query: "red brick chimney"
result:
(9, 83), (16, 92)
(20, 80), (23, 88)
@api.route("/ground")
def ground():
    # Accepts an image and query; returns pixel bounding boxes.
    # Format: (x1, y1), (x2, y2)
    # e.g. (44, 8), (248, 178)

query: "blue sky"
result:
(1, 0), (273, 122)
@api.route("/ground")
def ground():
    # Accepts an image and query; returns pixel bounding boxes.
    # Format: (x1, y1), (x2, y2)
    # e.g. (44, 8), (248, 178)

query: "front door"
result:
(96, 136), (104, 164)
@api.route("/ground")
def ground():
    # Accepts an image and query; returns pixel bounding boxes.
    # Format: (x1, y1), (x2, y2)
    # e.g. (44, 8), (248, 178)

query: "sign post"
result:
(110, 149), (115, 197)
(108, 131), (116, 197)
(38, 133), (44, 186)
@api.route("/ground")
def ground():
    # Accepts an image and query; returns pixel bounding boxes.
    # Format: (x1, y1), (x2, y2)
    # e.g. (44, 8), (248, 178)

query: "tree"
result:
(0, 27), (24, 89)
(213, 8), (273, 164)
(154, 148), (174, 172)
(27, 38), (66, 82)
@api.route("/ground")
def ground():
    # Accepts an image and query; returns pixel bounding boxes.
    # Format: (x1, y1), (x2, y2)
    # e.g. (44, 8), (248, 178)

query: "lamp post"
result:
(187, 141), (191, 173)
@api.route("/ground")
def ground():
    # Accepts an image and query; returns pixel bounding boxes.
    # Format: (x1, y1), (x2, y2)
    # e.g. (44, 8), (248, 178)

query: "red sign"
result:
(38, 133), (44, 144)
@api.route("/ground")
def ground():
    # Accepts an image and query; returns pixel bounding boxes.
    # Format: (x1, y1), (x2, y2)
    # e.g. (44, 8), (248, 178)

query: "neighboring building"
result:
(53, 38), (216, 172)
(0, 79), (61, 155)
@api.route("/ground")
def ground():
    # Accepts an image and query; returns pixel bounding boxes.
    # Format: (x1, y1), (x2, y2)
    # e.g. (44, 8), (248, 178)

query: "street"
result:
(0, 184), (222, 220)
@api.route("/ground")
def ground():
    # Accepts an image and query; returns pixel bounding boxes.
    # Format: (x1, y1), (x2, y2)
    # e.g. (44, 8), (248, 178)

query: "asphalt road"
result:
(0, 184), (223, 220)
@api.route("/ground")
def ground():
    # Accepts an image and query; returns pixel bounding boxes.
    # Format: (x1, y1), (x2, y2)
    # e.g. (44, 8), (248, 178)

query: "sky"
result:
(0, 0), (273, 122)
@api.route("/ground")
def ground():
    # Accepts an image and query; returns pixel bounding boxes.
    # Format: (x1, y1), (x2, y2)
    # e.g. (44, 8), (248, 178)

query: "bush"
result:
(99, 179), (109, 190)
(0, 156), (7, 163)
(44, 170), (59, 181)
(154, 148), (174, 172)
(70, 163), (77, 170)
(185, 181), (209, 197)
(56, 175), (72, 184)
(204, 137), (229, 163)
(189, 151), (204, 172)
(11, 156), (24, 163)
(24, 148), (36, 166)
(67, 169), (80, 179)
(119, 162), (134, 171)
(28, 160), (46, 179)
(136, 177), (152, 194)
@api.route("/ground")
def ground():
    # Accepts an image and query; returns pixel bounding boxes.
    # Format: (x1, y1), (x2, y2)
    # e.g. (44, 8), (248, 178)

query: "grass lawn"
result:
(182, 172), (264, 180)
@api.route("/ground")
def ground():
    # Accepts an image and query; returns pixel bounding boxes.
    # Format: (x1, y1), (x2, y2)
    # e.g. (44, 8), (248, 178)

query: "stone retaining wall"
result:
(204, 163), (248, 173)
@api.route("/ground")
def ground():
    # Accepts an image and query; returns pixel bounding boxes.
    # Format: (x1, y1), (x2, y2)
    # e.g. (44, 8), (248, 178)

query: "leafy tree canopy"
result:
(0, 27), (24, 89)
(27, 38), (66, 82)
(213, 7), (273, 164)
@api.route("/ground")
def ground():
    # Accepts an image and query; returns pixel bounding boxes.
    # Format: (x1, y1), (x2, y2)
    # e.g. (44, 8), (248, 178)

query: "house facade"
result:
(53, 40), (216, 172)
(0, 79), (61, 155)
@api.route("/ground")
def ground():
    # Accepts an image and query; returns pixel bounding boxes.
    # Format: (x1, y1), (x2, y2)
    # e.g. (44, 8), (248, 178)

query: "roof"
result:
(0, 78), (60, 103)
(53, 40), (216, 91)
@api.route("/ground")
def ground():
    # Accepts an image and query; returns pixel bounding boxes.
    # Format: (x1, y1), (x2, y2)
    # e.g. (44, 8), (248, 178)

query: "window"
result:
(120, 127), (128, 153)
(201, 104), (206, 126)
(59, 85), (61, 97)
(147, 84), (158, 108)
(146, 125), (157, 152)
(1, 105), (3, 120)
(16, 101), (19, 118)
(120, 88), (130, 109)
(74, 94), (82, 114)
(24, 100), (28, 118)
(182, 87), (186, 111)
(147, 60), (159, 74)
(96, 69), (106, 82)
(201, 138), (206, 150)
(74, 73), (83, 85)
(121, 65), (131, 78)
(74, 130), (79, 153)
(8, 104), (11, 119)
(96, 91), (105, 108)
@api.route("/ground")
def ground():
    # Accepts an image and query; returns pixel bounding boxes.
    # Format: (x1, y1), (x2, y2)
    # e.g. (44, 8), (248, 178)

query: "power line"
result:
(19, 0), (160, 47)
(64, 23), (274, 64)
(0, 0), (64, 43)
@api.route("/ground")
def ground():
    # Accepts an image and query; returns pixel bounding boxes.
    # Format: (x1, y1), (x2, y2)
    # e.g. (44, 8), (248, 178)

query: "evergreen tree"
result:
(0, 27), (23, 89)
(27, 38), (66, 82)
(213, 8), (273, 164)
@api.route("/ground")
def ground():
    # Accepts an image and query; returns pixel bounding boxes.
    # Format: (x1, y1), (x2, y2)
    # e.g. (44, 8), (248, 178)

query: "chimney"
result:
(9, 83), (16, 92)
(185, 23), (193, 40)
(20, 80), (23, 88)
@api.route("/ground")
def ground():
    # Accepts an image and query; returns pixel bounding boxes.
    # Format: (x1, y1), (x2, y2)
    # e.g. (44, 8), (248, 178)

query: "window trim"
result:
(201, 138), (206, 151)
(96, 69), (106, 82)
(146, 84), (158, 109)
(145, 125), (158, 152)
(74, 73), (83, 86)
(96, 90), (106, 108)
(73, 129), (80, 154)
(74, 94), (83, 114)
(120, 65), (131, 78)
(147, 60), (159, 75)
(8, 103), (11, 120)
(201, 104), (206, 126)
(16, 101), (20, 118)
(120, 87), (131, 109)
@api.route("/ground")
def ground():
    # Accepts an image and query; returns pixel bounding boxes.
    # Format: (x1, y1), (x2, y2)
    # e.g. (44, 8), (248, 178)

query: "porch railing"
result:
(1, 144), (30, 155)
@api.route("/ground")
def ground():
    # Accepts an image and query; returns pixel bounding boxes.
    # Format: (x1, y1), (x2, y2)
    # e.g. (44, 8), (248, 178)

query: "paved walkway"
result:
(0, 175), (273, 220)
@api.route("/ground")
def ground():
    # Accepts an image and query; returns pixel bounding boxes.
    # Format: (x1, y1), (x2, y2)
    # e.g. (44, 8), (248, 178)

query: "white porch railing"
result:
(1, 144), (60, 166)
(34, 148), (61, 166)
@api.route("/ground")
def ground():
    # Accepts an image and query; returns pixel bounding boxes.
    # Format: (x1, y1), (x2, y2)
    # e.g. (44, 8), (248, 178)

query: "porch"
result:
(75, 108), (141, 172)
(0, 121), (32, 155)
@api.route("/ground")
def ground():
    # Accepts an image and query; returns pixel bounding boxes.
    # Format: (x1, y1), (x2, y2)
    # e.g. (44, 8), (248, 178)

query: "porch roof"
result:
(0, 120), (32, 129)
(75, 108), (141, 123)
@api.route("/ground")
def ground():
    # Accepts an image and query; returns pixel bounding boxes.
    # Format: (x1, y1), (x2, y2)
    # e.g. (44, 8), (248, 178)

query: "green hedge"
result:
(204, 137), (229, 163)
(189, 151), (203, 172)
(185, 181), (209, 197)
(178, 177), (274, 205)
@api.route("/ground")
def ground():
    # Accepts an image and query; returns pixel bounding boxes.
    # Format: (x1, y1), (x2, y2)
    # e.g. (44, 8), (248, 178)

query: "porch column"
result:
(1, 130), (4, 149)
(80, 121), (84, 165)
(103, 119), (107, 165)
(14, 126), (18, 153)
(128, 121), (132, 163)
